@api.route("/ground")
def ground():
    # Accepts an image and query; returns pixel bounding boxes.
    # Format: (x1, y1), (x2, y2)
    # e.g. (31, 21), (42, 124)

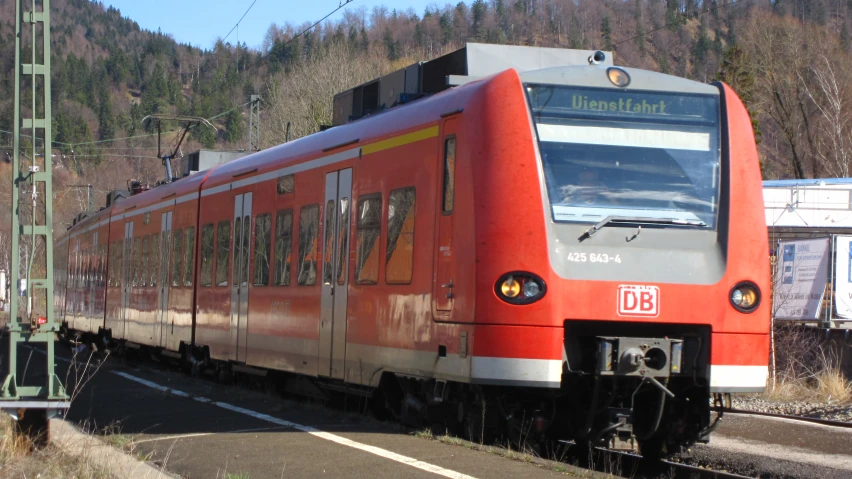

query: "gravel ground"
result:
(731, 396), (852, 422)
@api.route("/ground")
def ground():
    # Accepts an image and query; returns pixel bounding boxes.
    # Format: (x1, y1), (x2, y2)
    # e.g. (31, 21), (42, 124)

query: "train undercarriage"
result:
(63, 321), (718, 459)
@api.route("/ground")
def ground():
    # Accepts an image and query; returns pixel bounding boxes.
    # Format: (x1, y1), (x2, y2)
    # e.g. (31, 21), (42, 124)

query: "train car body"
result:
(55, 53), (768, 456)
(56, 208), (111, 338)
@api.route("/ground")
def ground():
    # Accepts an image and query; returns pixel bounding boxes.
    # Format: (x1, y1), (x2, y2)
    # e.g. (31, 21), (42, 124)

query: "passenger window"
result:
(151, 234), (160, 287)
(254, 214), (271, 286)
(172, 229), (183, 287)
(141, 236), (150, 287)
(386, 188), (416, 284)
(115, 240), (123, 287)
(274, 210), (293, 286)
(216, 220), (231, 287)
(323, 200), (336, 285)
(355, 195), (382, 285)
(200, 224), (215, 287)
(184, 227), (195, 287)
(240, 215), (251, 285)
(337, 197), (349, 286)
(297, 205), (319, 286)
(133, 240), (141, 287)
(233, 217), (242, 286)
(277, 174), (295, 195)
(443, 136), (456, 213)
(108, 243), (114, 287)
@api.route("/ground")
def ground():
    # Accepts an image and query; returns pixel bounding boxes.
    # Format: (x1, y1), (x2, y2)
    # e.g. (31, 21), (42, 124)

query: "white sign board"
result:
(833, 236), (852, 319)
(774, 238), (830, 320)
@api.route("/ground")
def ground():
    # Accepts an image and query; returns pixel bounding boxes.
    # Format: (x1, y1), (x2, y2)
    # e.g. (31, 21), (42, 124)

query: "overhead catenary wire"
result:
(1, 101), (253, 155)
(222, 0), (258, 44)
(188, 0), (356, 112)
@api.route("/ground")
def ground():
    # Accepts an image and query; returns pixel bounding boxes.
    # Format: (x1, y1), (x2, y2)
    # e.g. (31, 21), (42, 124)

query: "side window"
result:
(386, 188), (416, 284)
(172, 229), (183, 287)
(216, 220), (231, 287)
(200, 224), (215, 287)
(233, 217), (242, 286)
(108, 243), (114, 287)
(141, 236), (150, 287)
(323, 200), (335, 285)
(184, 226), (195, 287)
(151, 233), (160, 287)
(277, 174), (295, 195)
(336, 197), (350, 286)
(274, 210), (293, 286)
(443, 136), (456, 213)
(355, 195), (382, 285)
(133, 240), (141, 287)
(253, 213), (271, 286)
(297, 205), (319, 286)
(115, 239), (123, 287)
(240, 215), (251, 285)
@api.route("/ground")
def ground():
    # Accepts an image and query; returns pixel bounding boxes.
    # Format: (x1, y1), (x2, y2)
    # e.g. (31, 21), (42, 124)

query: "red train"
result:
(55, 49), (769, 457)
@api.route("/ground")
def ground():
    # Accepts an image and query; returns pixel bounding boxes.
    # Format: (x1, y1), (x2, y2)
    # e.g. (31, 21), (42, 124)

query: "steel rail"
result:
(595, 449), (755, 479)
(717, 407), (852, 429)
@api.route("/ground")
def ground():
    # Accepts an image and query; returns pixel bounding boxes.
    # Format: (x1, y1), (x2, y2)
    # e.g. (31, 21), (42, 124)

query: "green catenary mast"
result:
(1, 0), (69, 444)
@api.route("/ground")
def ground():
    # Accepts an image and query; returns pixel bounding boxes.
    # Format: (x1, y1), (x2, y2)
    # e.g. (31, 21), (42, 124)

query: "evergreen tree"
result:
(635, 0), (646, 57)
(224, 108), (244, 144)
(601, 16), (614, 52)
(716, 44), (760, 141)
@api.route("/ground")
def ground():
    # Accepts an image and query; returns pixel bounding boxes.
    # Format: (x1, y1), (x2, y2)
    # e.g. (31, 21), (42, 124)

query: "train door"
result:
(156, 211), (172, 346)
(230, 193), (252, 363)
(433, 118), (458, 317)
(89, 232), (98, 332)
(73, 239), (80, 322)
(319, 168), (352, 379)
(120, 221), (133, 339)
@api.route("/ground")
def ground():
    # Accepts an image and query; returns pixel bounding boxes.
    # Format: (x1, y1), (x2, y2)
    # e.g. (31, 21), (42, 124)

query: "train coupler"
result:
(596, 336), (683, 378)
(605, 407), (637, 451)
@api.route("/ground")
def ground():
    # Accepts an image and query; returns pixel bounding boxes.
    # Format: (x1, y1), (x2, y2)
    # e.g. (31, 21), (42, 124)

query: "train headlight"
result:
(496, 272), (546, 304)
(730, 282), (760, 313)
(523, 280), (540, 299)
(500, 276), (521, 298)
(607, 67), (631, 87)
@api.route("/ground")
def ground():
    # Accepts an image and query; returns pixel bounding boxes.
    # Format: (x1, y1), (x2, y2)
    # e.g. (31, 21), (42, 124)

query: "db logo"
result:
(617, 285), (660, 317)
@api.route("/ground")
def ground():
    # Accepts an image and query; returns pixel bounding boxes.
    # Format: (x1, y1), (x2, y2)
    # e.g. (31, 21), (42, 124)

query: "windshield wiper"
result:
(578, 215), (707, 241)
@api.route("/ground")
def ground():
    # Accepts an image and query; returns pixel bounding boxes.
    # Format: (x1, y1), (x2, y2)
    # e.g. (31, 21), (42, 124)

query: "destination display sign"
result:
(527, 85), (718, 123)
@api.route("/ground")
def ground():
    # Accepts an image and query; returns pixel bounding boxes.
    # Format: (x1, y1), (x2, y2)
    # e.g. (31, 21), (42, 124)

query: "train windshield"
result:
(527, 84), (721, 229)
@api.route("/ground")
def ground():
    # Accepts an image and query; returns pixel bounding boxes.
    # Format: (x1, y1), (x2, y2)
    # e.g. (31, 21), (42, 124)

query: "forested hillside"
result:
(0, 0), (850, 236)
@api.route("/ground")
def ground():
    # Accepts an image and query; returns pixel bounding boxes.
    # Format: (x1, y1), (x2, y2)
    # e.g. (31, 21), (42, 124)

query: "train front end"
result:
(468, 61), (769, 455)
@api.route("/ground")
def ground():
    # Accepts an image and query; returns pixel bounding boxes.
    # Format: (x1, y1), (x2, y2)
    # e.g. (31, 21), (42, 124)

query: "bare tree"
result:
(800, 55), (852, 177)
(264, 41), (393, 145)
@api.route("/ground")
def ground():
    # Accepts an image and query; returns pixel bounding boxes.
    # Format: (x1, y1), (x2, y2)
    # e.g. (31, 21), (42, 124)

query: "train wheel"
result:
(638, 437), (666, 461)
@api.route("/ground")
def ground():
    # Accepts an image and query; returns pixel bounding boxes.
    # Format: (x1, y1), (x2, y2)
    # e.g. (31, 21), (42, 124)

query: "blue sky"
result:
(102, 1), (440, 50)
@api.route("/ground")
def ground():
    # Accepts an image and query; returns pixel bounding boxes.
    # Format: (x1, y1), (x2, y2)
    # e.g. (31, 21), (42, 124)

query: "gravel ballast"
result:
(730, 396), (852, 422)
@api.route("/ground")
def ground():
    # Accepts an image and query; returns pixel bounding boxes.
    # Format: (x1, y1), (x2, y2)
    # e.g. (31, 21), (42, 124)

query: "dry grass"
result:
(770, 323), (852, 403)
(0, 413), (112, 479)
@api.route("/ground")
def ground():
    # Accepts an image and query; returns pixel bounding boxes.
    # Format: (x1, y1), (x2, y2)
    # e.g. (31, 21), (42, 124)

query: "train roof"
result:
(61, 203), (114, 242)
(110, 169), (212, 219)
(202, 71), (490, 190)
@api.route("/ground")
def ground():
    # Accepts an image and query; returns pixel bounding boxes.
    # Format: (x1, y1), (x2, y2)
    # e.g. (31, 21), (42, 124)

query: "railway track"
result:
(583, 449), (756, 479)
(52, 342), (770, 479)
(716, 408), (852, 429)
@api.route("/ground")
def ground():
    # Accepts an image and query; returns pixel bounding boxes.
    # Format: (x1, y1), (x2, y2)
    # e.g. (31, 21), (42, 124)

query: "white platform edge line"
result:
(112, 371), (478, 479)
